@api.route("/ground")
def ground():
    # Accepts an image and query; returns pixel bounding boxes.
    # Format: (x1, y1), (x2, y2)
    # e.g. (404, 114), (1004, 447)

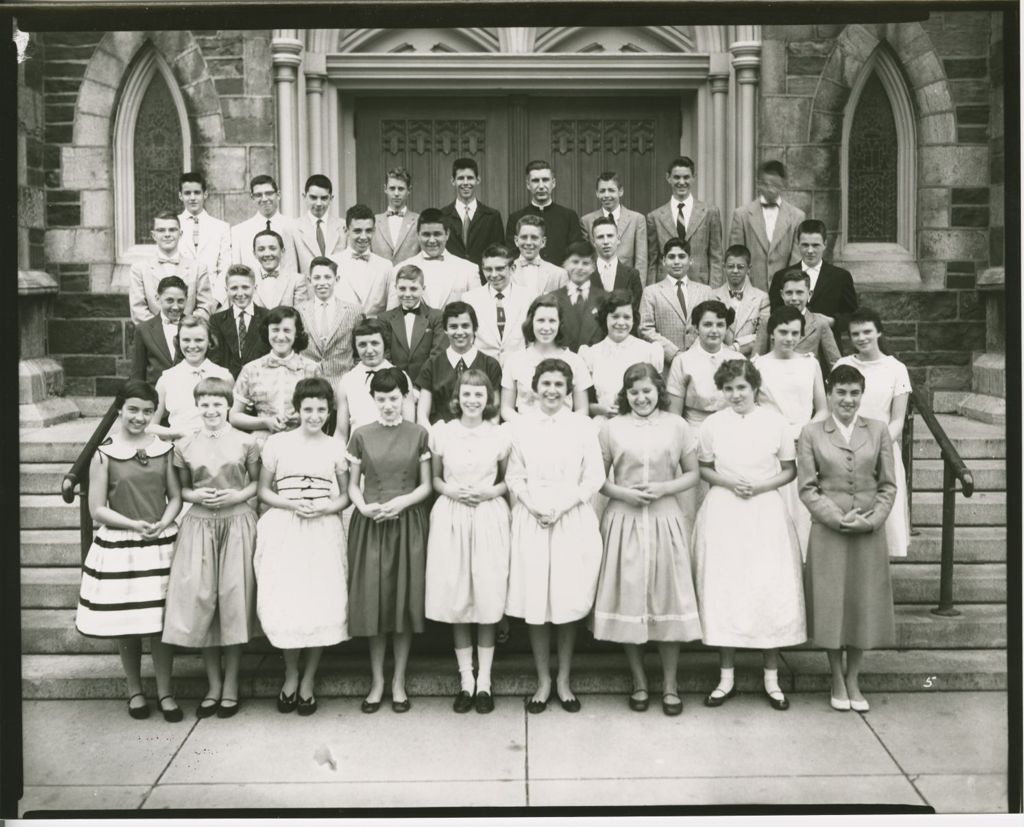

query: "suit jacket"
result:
(463, 283), (531, 367)
(727, 199), (805, 292)
(441, 201), (505, 266)
(769, 262), (858, 328)
(553, 280), (608, 352)
(371, 210), (420, 264)
(581, 206), (648, 277)
(130, 315), (178, 385)
(128, 254), (216, 324)
(594, 259), (644, 320)
(637, 277), (715, 363)
(797, 416), (897, 532)
(386, 253), (477, 311)
(379, 303), (447, 383)
(330, 248), (392, 318)
(252, 270), (308, 309)
(178, 210), (232, 307)
(290, 214), (346, 276)
(646, 200), (724, 288)
(296, 296), (364, 382)
(712, 281), (770, 356)
(229, 212), (299, 274)
(511, 258), (568, 298)
(208, 305), (271, 379)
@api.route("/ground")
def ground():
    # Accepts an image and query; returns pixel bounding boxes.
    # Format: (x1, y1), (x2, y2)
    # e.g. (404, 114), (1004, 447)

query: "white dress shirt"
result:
(596, 257), (617, 292)
(160, 315), (179, 359)
(670, 195), (694, 230)
(568, 281), (590, 304)
(760, 197), (781, 242)
(802, 261), (822, 293)
(386, 208), (407, 246)
(832, 414), (858, 445)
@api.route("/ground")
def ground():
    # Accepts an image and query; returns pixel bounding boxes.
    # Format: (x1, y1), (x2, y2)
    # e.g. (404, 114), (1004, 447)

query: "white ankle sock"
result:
(476, 645), (495, 694)
(764, 667), (783, 698)
(454, 646), (475, 693)
(714, 667), (735, 696)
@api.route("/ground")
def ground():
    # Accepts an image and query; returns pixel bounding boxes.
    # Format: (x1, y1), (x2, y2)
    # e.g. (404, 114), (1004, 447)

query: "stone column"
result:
(499, 28), (537, 53)
(709, 53), (731, 214)
(304, 53), (327, 176)
(272, 31), (303, 215)
(730, 40), (761, 205)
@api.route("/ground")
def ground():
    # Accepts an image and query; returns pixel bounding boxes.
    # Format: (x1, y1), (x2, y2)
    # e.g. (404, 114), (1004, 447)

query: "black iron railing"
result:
(902, 387), (975, 617)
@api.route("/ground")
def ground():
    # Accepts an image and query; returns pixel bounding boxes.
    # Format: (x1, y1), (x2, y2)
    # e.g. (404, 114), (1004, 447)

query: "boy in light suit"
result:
(510, 214), (569, 298)
(250, 229), (308, 309)
(177, 172), (231, 308)
(291, 174), (346, 277)
(712, 244), (770, 356)
(463, 243), (530, 366)
(590, 214), (643, 320)
(763, 270), (841, 373)
(371, 167), (420, 264)
(296, 256), (364, 385)
(580, 171), (647, 277)
(379, 264), (446, 384)
(230, 174), (299, 274)
(387, 208), (478, 311)
(331, 203), (392, 318)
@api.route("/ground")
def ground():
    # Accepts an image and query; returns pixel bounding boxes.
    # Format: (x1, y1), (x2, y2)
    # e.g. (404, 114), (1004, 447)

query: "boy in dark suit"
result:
(591, 214), (643, 320)
(379, 264), (446, 384)
(208, 265), (270, 379)
(441, 157), (505, 268)
(767, 270), (841, 374)
(553, 240), (607, 352)
(130, 276), (186, 384)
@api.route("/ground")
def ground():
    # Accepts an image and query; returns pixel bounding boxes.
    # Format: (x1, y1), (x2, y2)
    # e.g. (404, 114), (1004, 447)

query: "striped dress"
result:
(75, 438), (178, 638)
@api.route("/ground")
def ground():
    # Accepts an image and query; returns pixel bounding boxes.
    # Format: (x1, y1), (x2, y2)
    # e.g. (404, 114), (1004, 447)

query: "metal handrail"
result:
(902, 386), (975, 617)
(60, 400), (120, 564)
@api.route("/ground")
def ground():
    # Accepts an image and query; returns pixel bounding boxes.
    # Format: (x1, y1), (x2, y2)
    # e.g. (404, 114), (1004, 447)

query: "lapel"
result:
(389, 310), (410, 353)
(147, 318), (173, 365)
(661, 278), (688, 325)
(258, 273), (285, 308)
(245, 307), (267, 358)
(687, 201), (708, 238)
(799, 310), (818, 347)
(849, 417), (869, 453)
(775, 202), (801, 248)
(613, 261), (631, 291)
(395, 214), (417, 252)
(322, 298), (353, 351)
(409, 308), (429, 354)
(726, 288), (757, 331)
(657, 203), (676, 240)
(822, 418), (851, 453)
(748, 202), (771, 253)
(221, 309), (240, 355)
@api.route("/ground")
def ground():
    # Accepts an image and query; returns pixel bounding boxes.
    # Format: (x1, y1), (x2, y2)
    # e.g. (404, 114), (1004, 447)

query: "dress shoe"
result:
(127, 693), (150, 720)
(277, 690), (298, 713)
(475, 691), (494, 714)
(850, 698), (870, 712)
(662, 692), (683, 716)
(392, 697), (411, 713)
(830, 696), (851, 711)
(629, 689), (650, 712)
(360, 698), (381, 714)
(297, 695), (318, 716)
(217, 699), (240, 718)
(703, 686), (737, 708)
(159, 695), (184, 723)
(764, 690), (789, 711)
(196, 697), (220, 719)
(559, 695), (582, 713)
(453, 690), (474, 713)
(524, 695), (548, 714)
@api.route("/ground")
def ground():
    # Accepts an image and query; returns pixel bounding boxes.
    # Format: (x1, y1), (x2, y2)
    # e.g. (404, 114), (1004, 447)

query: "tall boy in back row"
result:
(177, 172), (231, 308)
(371, 167), (420, 264)
(441, 158), (505, 267)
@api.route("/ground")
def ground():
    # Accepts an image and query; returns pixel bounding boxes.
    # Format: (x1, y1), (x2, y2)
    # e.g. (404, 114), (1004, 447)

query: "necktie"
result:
(265, 219), (272, 232)
(571, 285), (582, 306)
(455, 358), (467, 377)
(191, 216), (200, 250)
(730, 290), (744, 300)
(674, 278), (687, 318)
(676, 203), (687, 241)
(494, 291), (506, 339)
(315, 219), (326, 256)
(606, 211), (616, 228)
(462, 207), (471, 244)
(318, 302), (330, 337)
(237, 312), (247, 356)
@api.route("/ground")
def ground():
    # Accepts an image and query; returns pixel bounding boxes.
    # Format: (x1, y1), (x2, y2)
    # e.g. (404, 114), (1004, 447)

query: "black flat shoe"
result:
(297, 695), (318, 716)
(361, 698), (382, 714)
(559, 695), (582, 713)
(524, 695), (548, 714)
(453, 690), (474, 713)
(703, 686), (737, 708)
(127, 692), (150, 720)
(628, 689), (650, 712)
(475, 691), (494, 714)
(217, 699), (240, 718)
(392, 698), (411, 713)
(662, 692), (683, 716)
(159, 695), (184, 723)
(277, 690), (298, 714)
(765, 689), (790, 711)
(196, 697), (220, 719)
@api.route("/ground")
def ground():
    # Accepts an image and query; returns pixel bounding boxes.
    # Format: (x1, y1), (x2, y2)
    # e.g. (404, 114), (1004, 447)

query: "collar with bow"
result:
(387, 208), (406, 217)
(157, 256), (181, 265)
(264, 352), (303, 369)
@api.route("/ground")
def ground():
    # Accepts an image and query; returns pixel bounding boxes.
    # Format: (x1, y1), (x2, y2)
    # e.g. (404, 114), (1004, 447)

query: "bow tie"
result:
(425, 254), (445, 262)
(401, 305), (420, 316)
(387, 210), (405, 217)
(760, 200), (779, 209)
(157, 258), (180, 265)
(363, 368), (378, 384)
(729, 290), (744, 300)
(351, 252), (370, 262)
(518, 259), (539, 267)
(191, 368), (206, 378)
(264, 354), (297, 369)
(261, 271), (279, 279)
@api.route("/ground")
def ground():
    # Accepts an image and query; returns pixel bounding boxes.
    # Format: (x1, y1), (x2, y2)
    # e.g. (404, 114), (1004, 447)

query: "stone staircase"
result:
(20, 413), (1007, 699)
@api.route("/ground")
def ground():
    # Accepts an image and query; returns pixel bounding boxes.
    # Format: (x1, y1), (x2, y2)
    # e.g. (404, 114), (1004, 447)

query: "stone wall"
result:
(18, 34), (46, 272)
(987, 13), (1004, 270)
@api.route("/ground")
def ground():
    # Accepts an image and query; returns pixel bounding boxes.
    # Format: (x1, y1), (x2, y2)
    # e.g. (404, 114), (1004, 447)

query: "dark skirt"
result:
(347, 504), (428, 636)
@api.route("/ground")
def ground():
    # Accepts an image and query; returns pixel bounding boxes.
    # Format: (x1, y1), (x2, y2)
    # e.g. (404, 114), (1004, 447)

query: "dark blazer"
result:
(769, 262), (858, 328)
(553, 279), (608, 352)
(380, 302), (447, 384)
(597, 260), (644, 320)
(208, 305), (271, 380)
(441, 201), (505, 267)
(130, 316), (179, 385)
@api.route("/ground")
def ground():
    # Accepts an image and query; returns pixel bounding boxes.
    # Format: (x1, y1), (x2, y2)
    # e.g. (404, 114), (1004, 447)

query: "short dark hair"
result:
(395, 264), (424, 284)
(480, 242), (514, 263)
(448, 368), (499, 419)
(827, 364), (866, 392)
(780, 270), (811, 289)
(309, 256), (338, 275)
(522, 295), (567, 348)
(767, 305), (805, 336)
(758, 160), (787, 180)
(225, 264), (255, 284)
(157, 275), (188, 295)
(846, 306), (884, 335)
(591, 215), (617, 233)
(563, 239), (596, 262)
(351, 317), (390, 358)
(252, 228), (285, 250)
(525, 160), (552, 176)
(193, 376), (234, 406)
(304, 174), (333, 194)
(385, 167), (411, 187)
(292, 376), (336, 414)
(443, 300), (478, 331)
(691, 299), (735, 328)
(260, 305), (309, 352)
(151, 210), (180, 229)
(595, 171), (621, 187)
(663, 237), (690, 257)
(451, 158), (479, 178)
(249, 174), (279, 193)
(798, 219), (827, 240)
(178, 171), (207, 191)
(369, 366), (409, 396)
(667, 156), (695, 174)
(724, 244), (752, 265)
(417, 208), (445, 230)
(531, 357), (573, 394)
(597, 290), (635, 335)
(713, 358), (761, 392)
(116, 379), (160, 409)
(615, 362), (669, 415)
(345, 203), (375, 226)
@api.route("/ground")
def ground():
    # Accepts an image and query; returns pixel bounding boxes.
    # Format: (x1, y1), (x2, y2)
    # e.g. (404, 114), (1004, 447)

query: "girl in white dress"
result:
(500, 295), (593, 421)
(425, 370), (511, 714)
(506, 358), (604, 713)
(693, 359), (806, 711)
(834, 307), (911, 557)
(753, 305), (828, 558)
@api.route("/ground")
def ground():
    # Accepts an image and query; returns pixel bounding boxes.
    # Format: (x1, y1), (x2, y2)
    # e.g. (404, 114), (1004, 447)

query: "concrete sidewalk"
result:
(18, 691), (1008, 814)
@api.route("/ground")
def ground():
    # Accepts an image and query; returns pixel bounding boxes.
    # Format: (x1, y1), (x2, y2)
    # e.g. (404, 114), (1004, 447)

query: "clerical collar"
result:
(530, 201), (552, 210)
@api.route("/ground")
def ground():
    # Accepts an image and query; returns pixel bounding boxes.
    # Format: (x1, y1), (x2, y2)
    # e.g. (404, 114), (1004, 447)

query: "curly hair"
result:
(530, 357), (574, 394)
(712, 357), (761, 392)
(615, 362), (670, 415)
(260, 305), (309, 352)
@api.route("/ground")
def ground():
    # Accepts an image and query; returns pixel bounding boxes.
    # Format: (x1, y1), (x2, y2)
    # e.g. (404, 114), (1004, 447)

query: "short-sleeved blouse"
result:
(501, 346), (593, 413)
(833, 354), (912, 425)
(346, 421), (430, 503)
(430, 419), (511, 486)
(172, 425), (259, 489)
(698, 405), (795, 481)
(579, 335), (664, 409)
(261, 429), (347, 501)
(598, 410), (697, 486)
(753, 352), (821, 442)
(234, 351), (322, 421)
(339, 360), (414, 432)
(667, 343), (747, 425)
(156, 359), (234, 434)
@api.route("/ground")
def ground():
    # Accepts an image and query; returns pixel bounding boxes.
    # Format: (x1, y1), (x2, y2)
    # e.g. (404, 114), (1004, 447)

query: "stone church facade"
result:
(17, 16), (1005, 409)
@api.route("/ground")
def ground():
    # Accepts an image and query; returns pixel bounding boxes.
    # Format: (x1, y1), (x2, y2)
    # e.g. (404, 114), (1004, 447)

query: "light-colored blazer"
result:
(371, 211), (420, 264)
(637, 276), (715, 363)
(178, 210), (231, 308)
(331, 249), (392, 318)
(580, 206), (648, 277)
(229, 212), (300, 274)
(297, 295), (364, 382)
(463, 283), (531, 367)
(646, 199), (724, 288)
(252, 270), (308, 309)
(290, 214), (347, 276)
(797, 416), (897, 532)
(129, 254), (215, 324)
(728, 199), (805, 292)
(713, 281), (770, 355)
(511, 258), (568, 298)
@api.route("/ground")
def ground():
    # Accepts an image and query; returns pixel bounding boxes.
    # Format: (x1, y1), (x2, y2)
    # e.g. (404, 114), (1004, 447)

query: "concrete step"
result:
(21, 646), (1007, 700)
(930, 390), (970, 414)
(19, 396), (81, 429)
(910, 491), (1005, 527)
(970, 352), (1005, 398)
(21, 417), (111, 463)
(21, 530), (84, 567)
(911, 414), (1005, 460)
(20, 463), (71, 495)
(69, 396), (116, 417)
(890, 563), (1006, 604)
(20, 495), (81, 530)
(911, 458), (1005, 492)
(958, 393), (1007, 426)
(900, 526), (1006, 563)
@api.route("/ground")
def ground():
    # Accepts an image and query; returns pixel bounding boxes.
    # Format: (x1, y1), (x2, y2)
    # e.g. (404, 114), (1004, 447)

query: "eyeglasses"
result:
(251, 190), (278, 201)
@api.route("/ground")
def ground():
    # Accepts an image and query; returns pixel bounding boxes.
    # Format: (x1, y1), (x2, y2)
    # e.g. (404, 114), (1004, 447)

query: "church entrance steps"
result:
(911, 458), (1006, 491)
(21, 463), (74, 494)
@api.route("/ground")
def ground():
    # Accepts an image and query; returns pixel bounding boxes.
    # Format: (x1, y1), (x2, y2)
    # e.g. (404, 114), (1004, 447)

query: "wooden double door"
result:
(354, 95), (682, 221)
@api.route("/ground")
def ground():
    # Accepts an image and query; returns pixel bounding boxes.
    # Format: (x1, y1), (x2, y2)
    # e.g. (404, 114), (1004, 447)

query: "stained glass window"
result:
(133, 71), (183, 244)
(848, 72), (898, 243)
